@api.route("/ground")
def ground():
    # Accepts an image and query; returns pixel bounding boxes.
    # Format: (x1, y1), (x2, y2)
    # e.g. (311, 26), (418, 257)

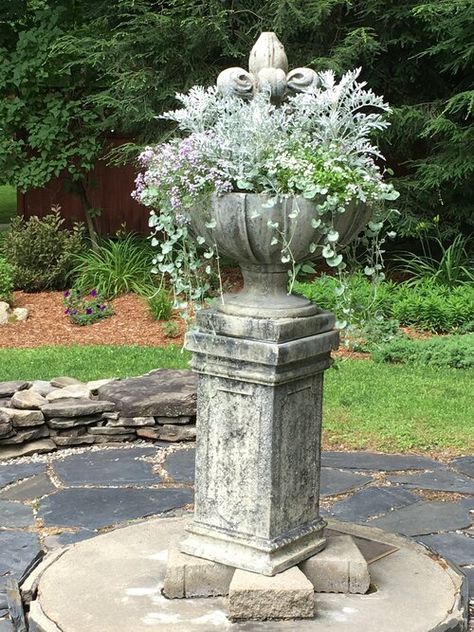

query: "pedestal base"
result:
(24, 516), (469, 632)
(185, 309), (338, 574)
(180, 517), (326, 576)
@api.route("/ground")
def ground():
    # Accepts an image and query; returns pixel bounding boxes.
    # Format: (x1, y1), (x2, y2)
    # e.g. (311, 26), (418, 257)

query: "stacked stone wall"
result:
(0, 370), (197, 460)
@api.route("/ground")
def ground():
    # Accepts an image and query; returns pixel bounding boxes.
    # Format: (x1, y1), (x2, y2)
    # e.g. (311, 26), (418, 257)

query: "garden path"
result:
(0, 443), (473, 629)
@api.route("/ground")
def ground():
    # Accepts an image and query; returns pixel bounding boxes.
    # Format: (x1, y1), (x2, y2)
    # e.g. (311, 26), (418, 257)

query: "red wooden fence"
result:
(17, 153), (150, 236)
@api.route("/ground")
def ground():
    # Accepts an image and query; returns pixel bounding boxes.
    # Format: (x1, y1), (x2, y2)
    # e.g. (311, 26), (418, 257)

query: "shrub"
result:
(0, 258), (13, 303)
(71, 234), (153, 299)
(396, 235), (474, 287)
(295, 274), (474, 333)
(162, 320), (180, 338)
(147, 289), (173, 321)
(2, 209), (85, 292)
(63, 288), (113, 326)
(373, 334), (474, 369)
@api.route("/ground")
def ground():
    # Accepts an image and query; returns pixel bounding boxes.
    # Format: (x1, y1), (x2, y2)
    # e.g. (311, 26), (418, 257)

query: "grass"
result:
(0, 345), (472, 455)
(324, 360), (474, 454)
(0, 345), (189, 382)
(0, 185), (16, 224)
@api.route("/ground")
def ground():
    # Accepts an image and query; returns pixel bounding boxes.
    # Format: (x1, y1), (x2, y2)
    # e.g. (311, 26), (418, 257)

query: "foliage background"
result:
(0, 0), (472, 239)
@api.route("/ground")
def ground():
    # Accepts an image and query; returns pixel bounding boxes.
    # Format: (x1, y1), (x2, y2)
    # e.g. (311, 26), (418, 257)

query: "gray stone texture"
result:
(320, 468), (372, 497)
(52, 447), (159, 486)
(417, 533), (474, 567)
(10, 390), (46, 410)
(0, 382), (29, 398)
(387, 470), (474, 494)
(46, 415), (102, 429)
(105, 417), (155, 428)
(0, 463), (43, 489)
(38, 487), (193, 529)
(164, 449), (195, 483)
(0, 426), (49, 444)
(96, 369), (197, 418)
(0, 414), (11, 439)
(0, 617), (13, 631)
(228, 566), (315, 620)
(0, 474), (55, 501)
(50, 377), (83, 388)
(26, 515), (469, 632)
(0, 408), (44, 428)
(41, 398), (115, 418)
(141, 424), (196, 442)
(182, 308), (337, 575)
(371, 501), (473, 535)
(451, 456), (474, 479)
(52, 435), (96, 447)
(163, 547), (234, 598)
(0, 440), (56, 461)
(0, 530), (41, 609)
(0, 500), (35, 527)
(299, 535), (370, 594)
(43, 529), (96, 550)
(329, 487), (419, 522)
(321, 451), (443, 471)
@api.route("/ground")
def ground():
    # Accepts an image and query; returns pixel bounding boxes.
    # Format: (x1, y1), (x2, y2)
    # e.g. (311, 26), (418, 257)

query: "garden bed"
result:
(2, 291), (185, 349)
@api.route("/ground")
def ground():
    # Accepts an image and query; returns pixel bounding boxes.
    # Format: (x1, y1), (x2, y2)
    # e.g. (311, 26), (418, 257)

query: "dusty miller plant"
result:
(133, 68), (398, 312)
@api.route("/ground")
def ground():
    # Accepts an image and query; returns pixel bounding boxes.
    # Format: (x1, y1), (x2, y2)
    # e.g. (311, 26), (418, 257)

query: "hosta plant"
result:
(133, 69), (398, 311)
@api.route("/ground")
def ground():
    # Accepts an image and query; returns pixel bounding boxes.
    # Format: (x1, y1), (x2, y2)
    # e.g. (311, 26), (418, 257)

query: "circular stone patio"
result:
(26, 516), (467, 632)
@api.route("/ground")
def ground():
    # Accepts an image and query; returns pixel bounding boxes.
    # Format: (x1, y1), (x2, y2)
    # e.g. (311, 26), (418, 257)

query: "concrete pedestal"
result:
(181, 309), (338, 575)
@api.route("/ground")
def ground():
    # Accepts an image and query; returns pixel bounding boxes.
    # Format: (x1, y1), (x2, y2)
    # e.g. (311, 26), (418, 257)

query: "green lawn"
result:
(0, 185), (16, 224)
(0, 346), (472, 454)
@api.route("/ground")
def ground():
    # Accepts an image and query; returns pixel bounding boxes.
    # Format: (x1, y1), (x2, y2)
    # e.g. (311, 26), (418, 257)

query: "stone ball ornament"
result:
(216, 32), (319, 103)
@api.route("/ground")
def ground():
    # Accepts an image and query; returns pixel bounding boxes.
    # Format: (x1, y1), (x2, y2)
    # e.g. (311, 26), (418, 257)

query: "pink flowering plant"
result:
(133, 69), (399, 310)
(63, 288), (113, 326)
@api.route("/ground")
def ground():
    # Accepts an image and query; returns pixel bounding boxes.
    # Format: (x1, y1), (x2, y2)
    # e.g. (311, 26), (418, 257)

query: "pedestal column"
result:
(181, 309), (339, 576)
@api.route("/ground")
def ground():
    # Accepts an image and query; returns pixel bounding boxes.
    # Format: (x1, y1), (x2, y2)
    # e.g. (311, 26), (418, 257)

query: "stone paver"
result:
(417, 533), (474, 567)
(329, 487), (418, 523)
(0, 618), (13, 631)
(388, 469), (474, 494)
(371, 500), (473, 536)
(0, 463), (43, 489)
(322, 452), (443, 471)
(320, 468), (372, 497)
(163, 448), (195, 483)
(43, 529), (96, 550)
(53, 447), (159, 486)
(0, 500), (35, 528)
(0, 530), (41, 609)
(38, 487), (194, 529)
(0, 473), (55, 501)
(452, 456), (474, 479)
(0, 447), (473, 629)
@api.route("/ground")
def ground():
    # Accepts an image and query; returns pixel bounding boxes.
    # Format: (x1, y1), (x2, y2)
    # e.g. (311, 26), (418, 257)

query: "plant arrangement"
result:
(2, 209), (86, 292)
(133, 69), (398, 310)
(295, 273), (474, 334)
(63, 288), (113, 326)
(0, 258), (13, 304)
(70, 234), (154, 299)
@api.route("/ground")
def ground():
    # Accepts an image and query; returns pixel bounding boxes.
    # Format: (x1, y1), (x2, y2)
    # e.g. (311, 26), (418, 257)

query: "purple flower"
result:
(99, 304), (106, 311)
(64, 308), (70, 315)
(86, 308), (93, 315)
(90, 289), (97, 297)
(64, 291), (70, 298)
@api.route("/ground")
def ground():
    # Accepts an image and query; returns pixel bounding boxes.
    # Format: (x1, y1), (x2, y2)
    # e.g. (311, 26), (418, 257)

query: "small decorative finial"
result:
(216, 32), (318, 104)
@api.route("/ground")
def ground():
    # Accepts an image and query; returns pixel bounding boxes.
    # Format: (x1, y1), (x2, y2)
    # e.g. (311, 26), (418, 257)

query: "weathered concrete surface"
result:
(229, 566), (315, 620)
(163, 547), (234, 598)
(28, 517), (468, 632)
(183, 310), (336, 575)
(299, 535), (369, 594)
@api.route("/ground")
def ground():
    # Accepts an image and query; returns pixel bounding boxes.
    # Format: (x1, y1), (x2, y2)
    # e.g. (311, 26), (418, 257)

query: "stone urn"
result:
(190, 192), (371, 318)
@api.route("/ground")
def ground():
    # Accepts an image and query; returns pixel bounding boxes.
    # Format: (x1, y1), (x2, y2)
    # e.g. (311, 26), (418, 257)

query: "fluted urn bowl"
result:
(190, 192), (371, 318)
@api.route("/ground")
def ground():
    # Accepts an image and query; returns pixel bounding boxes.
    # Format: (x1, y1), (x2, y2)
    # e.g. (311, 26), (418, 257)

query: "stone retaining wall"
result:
(0, 369), (197, 460)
